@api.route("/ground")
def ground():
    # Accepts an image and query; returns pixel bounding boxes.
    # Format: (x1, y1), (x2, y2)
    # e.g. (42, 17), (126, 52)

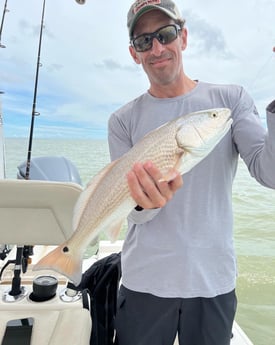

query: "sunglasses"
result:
(131, 24), (182, 53)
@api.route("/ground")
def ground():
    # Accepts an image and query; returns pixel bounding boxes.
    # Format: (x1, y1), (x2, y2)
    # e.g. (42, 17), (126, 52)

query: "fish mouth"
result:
(223, 117), (233, 131)
(213, 117), (233, 140)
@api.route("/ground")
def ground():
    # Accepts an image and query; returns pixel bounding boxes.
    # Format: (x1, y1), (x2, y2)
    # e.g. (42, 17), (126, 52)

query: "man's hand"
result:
(127, 161), (183, 209)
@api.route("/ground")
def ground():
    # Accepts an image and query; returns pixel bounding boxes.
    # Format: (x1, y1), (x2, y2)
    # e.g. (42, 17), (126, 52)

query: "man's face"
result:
(129, 10), (187, 90)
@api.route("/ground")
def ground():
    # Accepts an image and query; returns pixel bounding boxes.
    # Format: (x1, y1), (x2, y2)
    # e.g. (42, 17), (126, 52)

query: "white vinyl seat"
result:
(0, 179), (92, 345)
(0, 179), (83, 245)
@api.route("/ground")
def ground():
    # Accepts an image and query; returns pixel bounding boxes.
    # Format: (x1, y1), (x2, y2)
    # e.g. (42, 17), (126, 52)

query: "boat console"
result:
(0, 179), (92, 345)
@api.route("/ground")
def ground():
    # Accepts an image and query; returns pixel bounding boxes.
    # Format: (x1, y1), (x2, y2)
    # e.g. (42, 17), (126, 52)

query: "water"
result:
(4, 138), (275, 345)
(232, 158), (275, 345)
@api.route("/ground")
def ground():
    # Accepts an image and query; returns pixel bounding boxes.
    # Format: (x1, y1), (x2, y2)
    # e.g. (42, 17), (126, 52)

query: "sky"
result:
(0, 0), (275, 139)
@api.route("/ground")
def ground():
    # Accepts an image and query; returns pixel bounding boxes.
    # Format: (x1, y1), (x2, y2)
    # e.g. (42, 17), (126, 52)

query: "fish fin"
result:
(107, 218), (125, 243)
(73, 160), (118, 230)
(33, 244), (83, 286)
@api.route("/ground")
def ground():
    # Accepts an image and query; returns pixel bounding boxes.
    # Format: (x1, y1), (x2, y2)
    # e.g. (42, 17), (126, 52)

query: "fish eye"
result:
(211, 112), (218, 118)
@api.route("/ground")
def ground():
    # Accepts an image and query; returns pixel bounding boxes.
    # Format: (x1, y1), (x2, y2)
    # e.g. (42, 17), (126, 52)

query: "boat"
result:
(0, 118), (254, 344)
(0, 222), (254, 345)
(0, 214), (254, 345)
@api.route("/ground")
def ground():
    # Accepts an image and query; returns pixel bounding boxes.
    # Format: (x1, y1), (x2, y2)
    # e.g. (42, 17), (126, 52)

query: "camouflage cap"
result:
(127, 0), (183, 38)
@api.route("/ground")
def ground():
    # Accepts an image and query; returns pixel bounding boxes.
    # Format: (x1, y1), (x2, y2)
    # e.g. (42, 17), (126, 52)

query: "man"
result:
(108, 1), (275, 344)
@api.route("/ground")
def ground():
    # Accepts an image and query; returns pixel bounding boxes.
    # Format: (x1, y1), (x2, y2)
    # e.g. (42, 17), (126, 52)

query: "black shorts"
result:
(115, 285), (237, 345)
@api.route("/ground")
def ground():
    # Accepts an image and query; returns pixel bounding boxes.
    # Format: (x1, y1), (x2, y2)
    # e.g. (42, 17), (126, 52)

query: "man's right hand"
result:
(126, 161), (183, 209)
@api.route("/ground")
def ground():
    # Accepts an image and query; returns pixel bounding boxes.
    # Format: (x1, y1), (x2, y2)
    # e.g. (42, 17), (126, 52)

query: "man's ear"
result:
(180, 28), (188, 51)
(129, 45), (141, 64)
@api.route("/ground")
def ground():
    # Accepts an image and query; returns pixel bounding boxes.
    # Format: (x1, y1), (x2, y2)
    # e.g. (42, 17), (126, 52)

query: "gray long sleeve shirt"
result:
(108, 81), (275, 298)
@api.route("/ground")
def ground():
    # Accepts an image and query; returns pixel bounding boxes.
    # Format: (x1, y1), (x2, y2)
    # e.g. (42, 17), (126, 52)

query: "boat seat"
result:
(0, 179), (83, 245)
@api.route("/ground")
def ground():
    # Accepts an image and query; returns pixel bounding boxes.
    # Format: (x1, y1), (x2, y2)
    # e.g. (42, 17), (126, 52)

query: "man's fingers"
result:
(127, 162), (183, 209)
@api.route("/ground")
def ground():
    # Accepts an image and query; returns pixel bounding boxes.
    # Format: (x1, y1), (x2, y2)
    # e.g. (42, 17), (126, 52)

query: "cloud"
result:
(1, 0), (274, 138)
(45, 63), (64, 73)
(184, 10), (234, 59)
(94, 59), (137, 72)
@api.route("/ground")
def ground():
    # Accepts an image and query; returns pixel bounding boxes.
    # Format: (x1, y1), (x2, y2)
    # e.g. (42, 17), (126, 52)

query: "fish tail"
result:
(33, 244), (83, 286)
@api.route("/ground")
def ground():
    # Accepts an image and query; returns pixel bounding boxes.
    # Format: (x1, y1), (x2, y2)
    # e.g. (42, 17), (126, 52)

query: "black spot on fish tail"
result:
(63, 246), (69, 253)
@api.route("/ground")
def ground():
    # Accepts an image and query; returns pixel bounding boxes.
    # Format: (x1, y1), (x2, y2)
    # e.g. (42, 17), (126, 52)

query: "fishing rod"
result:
(25, 0), (86, 180)
(247, 46), (275, 92)
(25, 0), (46, 180)
(19, 0), (47, 285)
(0, 0), (9, 48)
(0, 91), (6, 179)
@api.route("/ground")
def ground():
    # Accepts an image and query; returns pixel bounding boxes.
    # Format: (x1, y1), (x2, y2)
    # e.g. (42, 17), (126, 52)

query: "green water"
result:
(4, 138), (275, 344)
(233, 160), (275, 345)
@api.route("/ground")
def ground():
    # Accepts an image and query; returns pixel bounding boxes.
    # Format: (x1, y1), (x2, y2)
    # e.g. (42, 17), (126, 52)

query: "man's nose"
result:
(151, 38), (165, 55)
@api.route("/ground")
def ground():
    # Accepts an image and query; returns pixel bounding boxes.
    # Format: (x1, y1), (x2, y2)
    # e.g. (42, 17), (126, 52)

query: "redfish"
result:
(34, 108), (232, 285)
